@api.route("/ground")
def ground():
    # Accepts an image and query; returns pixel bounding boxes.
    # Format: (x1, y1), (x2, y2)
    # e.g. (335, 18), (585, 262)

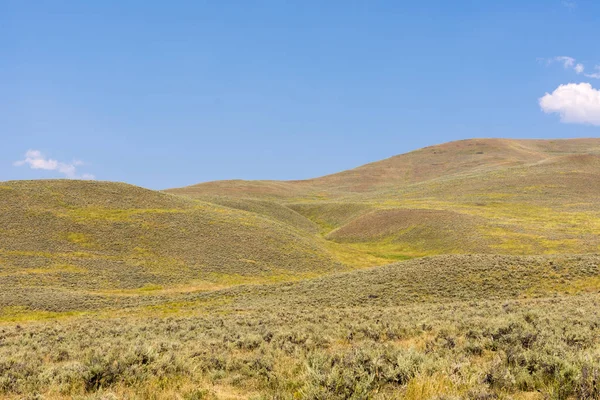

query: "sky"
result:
(2, 0), (600, 189)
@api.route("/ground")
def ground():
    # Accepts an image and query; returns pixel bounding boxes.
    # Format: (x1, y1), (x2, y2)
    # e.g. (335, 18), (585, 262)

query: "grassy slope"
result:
(4, 138), (599, 300)
(167, 138), (600, 258)
(8, 253), (598, 315)
(184, 195), (319, 234)
(168, 138), (600, 197)
(0, 180), (344, 300)
(325, 209), (490, 255)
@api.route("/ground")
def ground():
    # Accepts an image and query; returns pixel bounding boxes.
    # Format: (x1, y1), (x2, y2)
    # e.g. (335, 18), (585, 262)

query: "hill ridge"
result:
(166, 137), (600, 198)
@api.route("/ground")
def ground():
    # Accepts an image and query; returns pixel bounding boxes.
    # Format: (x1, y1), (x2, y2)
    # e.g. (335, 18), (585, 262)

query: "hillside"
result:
(167, 138), (600, 258)
(4, 138), (598, 305)
(8, 252), (598, 314)
(307, 138), (600, 193)
(325, 209), (490, 254)
(0, 180), (343, 299)
(167, 138), (600, 198)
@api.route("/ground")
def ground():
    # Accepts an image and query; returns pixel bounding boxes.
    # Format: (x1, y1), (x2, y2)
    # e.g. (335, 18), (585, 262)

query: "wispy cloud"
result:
(554, 56), (576, 69)
(14, 150), (95, 180)
(539, 83), (600, 126)
(542, 56), (599, 78)
(585, 66), (600, 79)
(562, 0), (577, 9)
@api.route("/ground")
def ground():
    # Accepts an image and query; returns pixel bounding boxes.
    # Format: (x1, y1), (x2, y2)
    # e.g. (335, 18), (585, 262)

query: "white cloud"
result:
(14, 150), (95, 180)
(544, 56), (599, 77)
(562, 0), (576, 8)
(539, 83), (600, 126)
(555, 56), (576, 69)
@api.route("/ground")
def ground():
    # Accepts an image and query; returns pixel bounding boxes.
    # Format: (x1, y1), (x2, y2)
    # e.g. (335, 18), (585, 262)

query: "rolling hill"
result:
(2, 138), (600, 399)
(167, 138), (600, 258)
(0, 180), (344, 299)
(167, 138), (600, 198)
(3, 138), (599, 302)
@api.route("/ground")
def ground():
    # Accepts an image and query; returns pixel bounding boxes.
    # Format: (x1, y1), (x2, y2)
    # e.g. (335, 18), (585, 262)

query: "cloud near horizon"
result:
(539, 83), (600, 126)
(14, 150), (95, 180)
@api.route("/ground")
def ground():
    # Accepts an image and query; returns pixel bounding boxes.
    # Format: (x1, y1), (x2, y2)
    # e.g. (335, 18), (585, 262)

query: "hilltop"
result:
(167, 138), (600, 198)
(167, 138), (600, 257)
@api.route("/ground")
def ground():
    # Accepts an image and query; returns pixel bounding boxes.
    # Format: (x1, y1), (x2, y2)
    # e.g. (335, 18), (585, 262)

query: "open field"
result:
(2, 138), (600, 398)
(1, 255), (600, 399)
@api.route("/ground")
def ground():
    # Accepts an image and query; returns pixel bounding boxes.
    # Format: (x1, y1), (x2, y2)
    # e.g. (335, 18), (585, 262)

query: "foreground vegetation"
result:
(1, 255), (599, 399)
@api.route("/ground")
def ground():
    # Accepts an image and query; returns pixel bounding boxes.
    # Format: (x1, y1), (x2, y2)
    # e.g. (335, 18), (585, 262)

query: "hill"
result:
(168, 138), (600, 257)
(167, 138), (600, 198)
(2, 138), (600, 399)
(4, 138), (598, 306)
(325, 209), (490, 255)
(0, 180), (343, 301)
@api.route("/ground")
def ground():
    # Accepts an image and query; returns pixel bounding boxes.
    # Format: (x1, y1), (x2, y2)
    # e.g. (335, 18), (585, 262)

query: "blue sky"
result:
(2, 0), (599, 189)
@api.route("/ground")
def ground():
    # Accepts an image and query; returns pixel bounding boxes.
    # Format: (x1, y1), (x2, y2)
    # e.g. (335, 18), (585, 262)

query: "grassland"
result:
(2, 138), (600, 398)
(1, 255), (600, 399)
(169, 138), (600, 257)
(0, 180), (349, 294)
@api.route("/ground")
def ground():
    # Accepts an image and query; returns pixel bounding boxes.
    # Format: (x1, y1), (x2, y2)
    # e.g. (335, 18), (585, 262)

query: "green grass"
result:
(0, 306), (84, 323)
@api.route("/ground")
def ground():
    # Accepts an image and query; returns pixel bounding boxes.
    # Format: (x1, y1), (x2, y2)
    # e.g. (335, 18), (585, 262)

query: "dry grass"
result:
(0, 255), (599, 399)
(325, 209), (488, 255)
(0, 180), (345, 292)
(165, 138), (600, 258)
(4, 138), (600, 398)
